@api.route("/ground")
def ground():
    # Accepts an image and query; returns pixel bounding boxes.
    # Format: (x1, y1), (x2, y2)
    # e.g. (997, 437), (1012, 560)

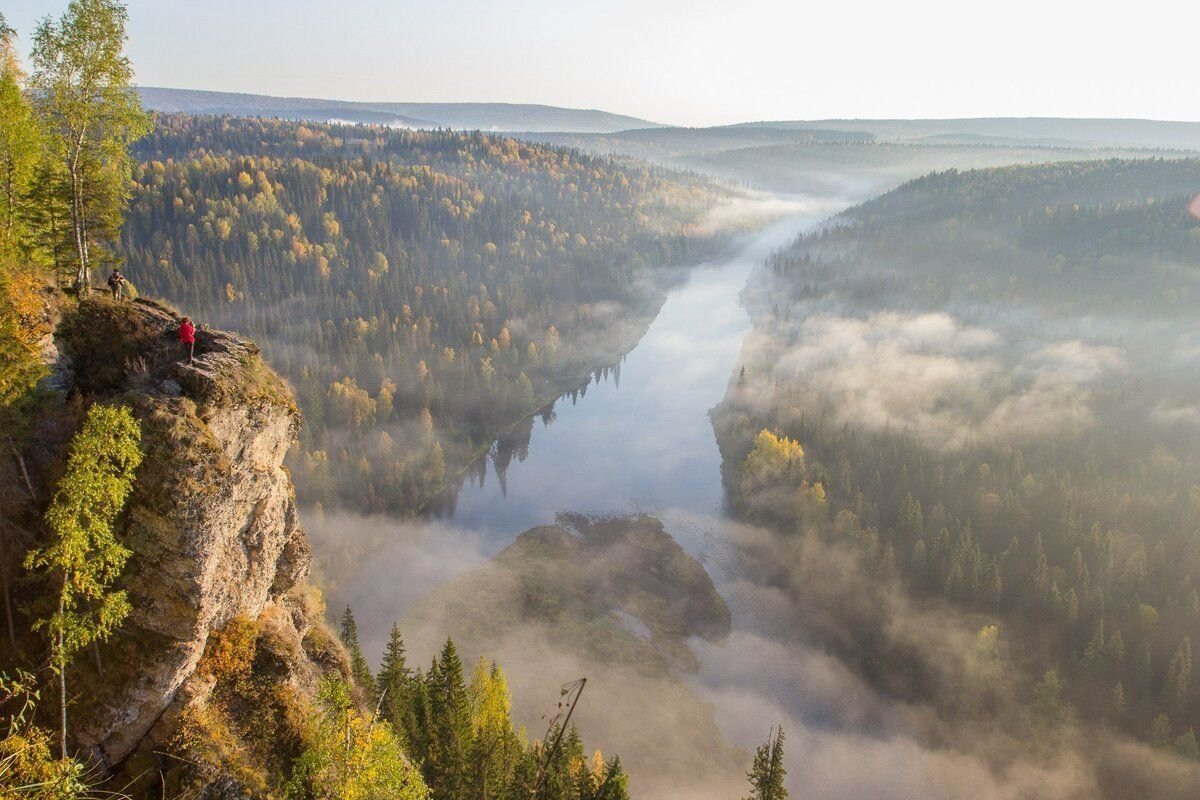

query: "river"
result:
(306, 196), (865, 796)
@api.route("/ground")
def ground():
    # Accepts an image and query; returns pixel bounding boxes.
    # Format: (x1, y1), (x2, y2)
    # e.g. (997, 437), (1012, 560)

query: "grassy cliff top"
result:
(57, 294), (298, 416)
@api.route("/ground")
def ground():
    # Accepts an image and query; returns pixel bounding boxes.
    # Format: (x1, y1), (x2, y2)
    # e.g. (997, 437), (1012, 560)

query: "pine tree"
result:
(339, 605), (377, 701)
(23, 155), (71, 277)
(24, 403), (142, 757)
(744, 726), (787, 800)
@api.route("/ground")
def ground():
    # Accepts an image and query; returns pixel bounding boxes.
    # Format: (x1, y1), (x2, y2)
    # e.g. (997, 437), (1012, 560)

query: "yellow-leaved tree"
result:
(25, 403), (142, 758)
(468, 658), (520, 800)
(287, 676), (428, 800)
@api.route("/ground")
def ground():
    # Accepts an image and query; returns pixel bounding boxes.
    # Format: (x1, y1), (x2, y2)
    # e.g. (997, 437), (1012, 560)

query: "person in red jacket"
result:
(178, 317), (196, 364)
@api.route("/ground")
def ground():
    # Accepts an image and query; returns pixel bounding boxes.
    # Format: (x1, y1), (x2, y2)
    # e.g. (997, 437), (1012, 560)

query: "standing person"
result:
(178, 317), (196, 364)
(107, 268), (126, 300)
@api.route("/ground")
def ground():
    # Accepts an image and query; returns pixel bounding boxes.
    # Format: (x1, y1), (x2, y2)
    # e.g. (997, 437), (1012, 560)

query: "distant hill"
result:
(520, 128), (1193, 198)
(730, 117), (1200, 149)
(137, 86), (663, 133)
(522, 124), (873, 157)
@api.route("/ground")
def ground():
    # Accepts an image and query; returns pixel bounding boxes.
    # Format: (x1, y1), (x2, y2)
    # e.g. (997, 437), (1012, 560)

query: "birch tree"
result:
(29, 0), (150, 293)
(24, 403), (142, 757)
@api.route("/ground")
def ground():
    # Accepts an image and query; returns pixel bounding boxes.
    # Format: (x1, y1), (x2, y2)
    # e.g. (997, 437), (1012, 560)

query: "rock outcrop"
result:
(51, 297), (313, 766)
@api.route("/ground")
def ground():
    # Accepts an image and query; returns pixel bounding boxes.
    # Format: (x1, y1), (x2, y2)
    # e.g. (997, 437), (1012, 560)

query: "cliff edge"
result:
(29, 296), (327, 773)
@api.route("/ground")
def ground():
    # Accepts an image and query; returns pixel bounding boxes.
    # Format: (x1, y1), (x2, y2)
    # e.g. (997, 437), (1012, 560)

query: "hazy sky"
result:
(7, 0), (1195, 127)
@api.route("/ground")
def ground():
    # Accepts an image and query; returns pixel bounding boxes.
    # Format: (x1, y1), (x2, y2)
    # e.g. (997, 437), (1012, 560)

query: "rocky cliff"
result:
(35, 296), (331, 773)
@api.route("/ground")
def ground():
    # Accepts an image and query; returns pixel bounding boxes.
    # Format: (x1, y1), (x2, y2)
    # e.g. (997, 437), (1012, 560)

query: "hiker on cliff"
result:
(107, 268), (126, 300)
(178, 317), (196, 364)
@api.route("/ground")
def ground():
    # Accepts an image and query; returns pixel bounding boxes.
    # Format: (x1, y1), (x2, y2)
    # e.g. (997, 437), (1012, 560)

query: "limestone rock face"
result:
(56, 299), (311, 765)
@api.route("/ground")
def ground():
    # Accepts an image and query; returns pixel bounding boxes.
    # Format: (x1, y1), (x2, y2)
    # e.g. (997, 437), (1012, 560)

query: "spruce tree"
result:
(338, 605), (377, 701)
(593, 756), (631, 800)
(378, 622), (416, 747)
(1174, 729), (1200, 761)
(744, 726), (787, 800)
(427, 639), (471, 800)
(1165, 637), (1192, 708)
(1150, 714), (1173, 749)
(535, 724), (584, 800)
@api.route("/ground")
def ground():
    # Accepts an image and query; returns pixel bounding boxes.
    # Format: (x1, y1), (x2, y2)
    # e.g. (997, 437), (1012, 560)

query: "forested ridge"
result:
(799, 158), (1200, 315)
(715, 158), (1200, 777)
(119, 114), (728, 514)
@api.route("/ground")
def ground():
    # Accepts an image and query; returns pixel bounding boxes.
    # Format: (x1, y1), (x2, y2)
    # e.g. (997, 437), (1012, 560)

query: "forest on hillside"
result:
(119, 115), (730, 514)
(713, 159), (1200, 792)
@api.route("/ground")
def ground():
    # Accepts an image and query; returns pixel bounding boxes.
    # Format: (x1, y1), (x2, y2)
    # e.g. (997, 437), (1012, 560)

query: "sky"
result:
(6, 0), (1196, 127)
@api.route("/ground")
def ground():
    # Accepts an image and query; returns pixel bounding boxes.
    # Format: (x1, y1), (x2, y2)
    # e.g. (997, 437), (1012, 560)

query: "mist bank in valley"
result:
(710, 158), (1200, 796)
(330, 513), (747, 800)
(522, 126), (1199, 200)
(696, 520), (1200, 799)
(730, 118), (1200, 150)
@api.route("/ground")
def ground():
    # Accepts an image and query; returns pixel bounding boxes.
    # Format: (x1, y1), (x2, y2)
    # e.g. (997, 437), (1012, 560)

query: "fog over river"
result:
(306, 196), (1089, 799)
(306, 201), (838, 617)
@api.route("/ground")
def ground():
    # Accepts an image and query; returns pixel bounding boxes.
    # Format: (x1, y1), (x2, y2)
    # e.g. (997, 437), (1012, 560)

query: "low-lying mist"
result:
(306, 501), (1200, 800)
(697, 522), (1200, 799)
(708, 159), (1200, 797)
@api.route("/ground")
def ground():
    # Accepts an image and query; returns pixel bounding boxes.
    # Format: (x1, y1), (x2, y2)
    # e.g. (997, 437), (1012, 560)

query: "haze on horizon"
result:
(7, 0), (1197, 127)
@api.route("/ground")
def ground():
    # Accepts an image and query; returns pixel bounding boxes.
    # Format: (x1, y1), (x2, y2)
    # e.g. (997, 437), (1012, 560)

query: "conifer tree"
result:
(24, 403), (142, 757)
(1165, 637), (1192, 708)
(338, 605), (377, 701)
(1174, 729), (1200, 761)
(408, 663), (434, 767)
(744, 726), (787, 800)
(0, 14), (40, 250)
(23, 155), (71, 276)
(1109, 682), (1126, 723)
(378, 622), (417, 746)
(427, 638), (471, 800)
(537, 724), (586, 800)
(592, 755), (631, 800)
(1149, 713), (1173, 749)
